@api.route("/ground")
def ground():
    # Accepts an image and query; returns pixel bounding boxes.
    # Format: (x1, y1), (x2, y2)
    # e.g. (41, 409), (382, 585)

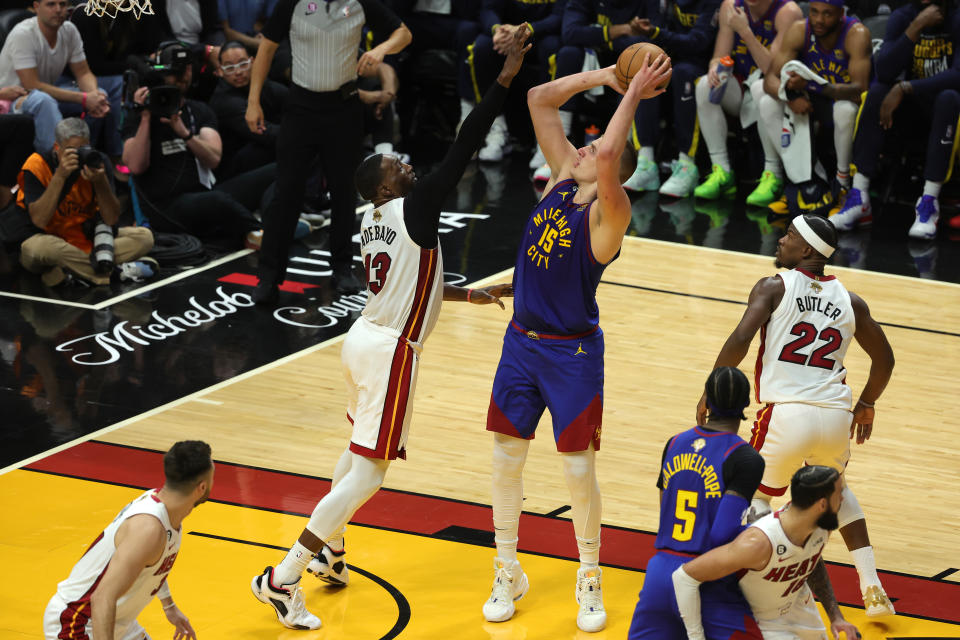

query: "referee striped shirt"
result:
(262, 0), (401, 92)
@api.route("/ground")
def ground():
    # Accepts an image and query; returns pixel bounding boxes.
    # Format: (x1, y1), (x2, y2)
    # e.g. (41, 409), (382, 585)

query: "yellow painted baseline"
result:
(1, 472), (955, 639)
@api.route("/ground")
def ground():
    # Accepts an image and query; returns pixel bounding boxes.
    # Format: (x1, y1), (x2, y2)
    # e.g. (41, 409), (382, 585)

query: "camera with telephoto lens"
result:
(122, 41), (191, 119)
(74, 145), (103, 170)
(89, 218), (115, 275)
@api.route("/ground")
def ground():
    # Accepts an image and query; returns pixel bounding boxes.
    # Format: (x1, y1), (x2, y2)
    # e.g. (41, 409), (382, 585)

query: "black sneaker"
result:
(252, 278), (279, 305)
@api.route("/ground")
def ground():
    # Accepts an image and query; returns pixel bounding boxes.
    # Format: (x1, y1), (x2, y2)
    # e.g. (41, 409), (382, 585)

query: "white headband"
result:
(793, 216), (834, 258)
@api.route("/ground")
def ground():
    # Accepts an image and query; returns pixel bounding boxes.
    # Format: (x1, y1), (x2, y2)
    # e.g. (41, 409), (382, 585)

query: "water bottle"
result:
(709, 56), (735, 104)
(584, 124), (600, 145)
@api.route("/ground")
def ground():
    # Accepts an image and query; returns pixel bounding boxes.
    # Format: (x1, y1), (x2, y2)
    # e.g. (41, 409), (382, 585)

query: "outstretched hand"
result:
(498, 24), (532, 83)
(830, 617), (861, 639)
(164, 604), (197, 640)
(626, 53), (672, 101)
(470, 283), (513, 309)
(850, 403), (873, 444)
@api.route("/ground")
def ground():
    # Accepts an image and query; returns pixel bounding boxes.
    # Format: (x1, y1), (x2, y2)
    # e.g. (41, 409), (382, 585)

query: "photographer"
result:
(122, 42), (269, 250)
(16, 118), (154, 287)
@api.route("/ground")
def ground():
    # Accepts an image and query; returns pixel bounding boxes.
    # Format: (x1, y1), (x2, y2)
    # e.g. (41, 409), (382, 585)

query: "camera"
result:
(88, 218), (115, 275)
(122, 41), (191, 119)
(75, 145), (104, 170)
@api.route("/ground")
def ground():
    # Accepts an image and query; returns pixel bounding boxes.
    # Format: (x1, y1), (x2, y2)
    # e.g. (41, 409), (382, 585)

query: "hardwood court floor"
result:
(6, 237), (957, 638)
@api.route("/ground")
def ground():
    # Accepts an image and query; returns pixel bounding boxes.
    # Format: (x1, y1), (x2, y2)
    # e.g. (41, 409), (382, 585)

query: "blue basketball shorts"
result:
(486, 323), (604, 452)
(628, 551), (762, 640)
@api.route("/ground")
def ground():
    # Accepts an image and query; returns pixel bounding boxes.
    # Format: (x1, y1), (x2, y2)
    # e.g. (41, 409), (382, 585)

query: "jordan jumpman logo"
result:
(574, 342), (587, 356)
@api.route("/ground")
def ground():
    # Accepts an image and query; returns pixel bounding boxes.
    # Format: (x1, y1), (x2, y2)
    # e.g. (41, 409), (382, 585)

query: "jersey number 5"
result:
(364, 252), (392, 295)
(672, 490), (698, 542)
(777, 322), (842, 370)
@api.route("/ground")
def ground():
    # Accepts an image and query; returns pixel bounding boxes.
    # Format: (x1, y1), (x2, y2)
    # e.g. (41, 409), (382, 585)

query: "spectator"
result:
(219, 0), (275, 50)
(536, 0), (647, 183)
(459, 0), (565, 163)
(759, 0), (871, 215)
(246, 0), (411, 303)
(0, 0), (113, 153)
(70, 8), (166, 158)
(692, 0), (803, 206)
(122, 42), (269, 250)
(0, 106), (33, 210)
(358, 53), (401, 157)
(210, 39), (287, 179)
(623, 0), (721, 197)
(17, 117), (154, 286)
(831, 0), (960, 238)
(155, 0), (224, 47)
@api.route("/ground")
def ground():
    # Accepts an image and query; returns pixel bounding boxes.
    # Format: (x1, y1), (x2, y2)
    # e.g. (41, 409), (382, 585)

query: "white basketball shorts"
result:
(756, 591), (829, 640)
(342, 316), (420, 461)
(750, 402), (852, 496)
(44, 594), (149, 640)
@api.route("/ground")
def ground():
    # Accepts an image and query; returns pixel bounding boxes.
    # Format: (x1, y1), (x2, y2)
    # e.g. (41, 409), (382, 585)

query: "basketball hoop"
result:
(84, 0), (154, 20)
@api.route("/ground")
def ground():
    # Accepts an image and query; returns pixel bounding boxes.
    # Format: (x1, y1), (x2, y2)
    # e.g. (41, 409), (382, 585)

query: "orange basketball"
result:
(615, 42), (670, 90)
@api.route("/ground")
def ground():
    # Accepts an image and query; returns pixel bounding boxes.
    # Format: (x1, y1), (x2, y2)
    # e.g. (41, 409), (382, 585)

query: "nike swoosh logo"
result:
(942, 139), (954, 145)
(681, 96), (694, 102)
(777, 556), (792, 562)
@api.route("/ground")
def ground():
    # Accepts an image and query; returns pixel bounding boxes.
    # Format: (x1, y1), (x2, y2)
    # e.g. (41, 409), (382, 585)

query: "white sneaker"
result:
(575, 567), (606, 632)
(306, 544), (349, 586)
(863, 585), (896, 617)
(908, 195), (939, 240)
(533, 163), (552, 185)
(659, 158), (699, 198)
(479, 116), (509, 163)
(829, 187), (871, 231)
(529, 144), (546, 170)
(251, 566), (322, 630)
(482, 558), (529, 623)
(623, 157), (660, 192)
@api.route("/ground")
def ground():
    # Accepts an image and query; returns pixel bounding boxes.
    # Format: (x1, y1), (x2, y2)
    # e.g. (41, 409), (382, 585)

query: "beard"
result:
(816, 507), (840, 531)
(194, 485), (211, 507)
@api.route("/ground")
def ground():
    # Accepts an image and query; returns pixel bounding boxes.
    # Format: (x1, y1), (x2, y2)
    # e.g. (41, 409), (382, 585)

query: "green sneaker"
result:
(693, 165), (736, 200)
(746, 171), (784, 207)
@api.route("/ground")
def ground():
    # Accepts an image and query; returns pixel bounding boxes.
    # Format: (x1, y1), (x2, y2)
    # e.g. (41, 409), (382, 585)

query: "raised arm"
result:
(401, 26), (530, 248)
(672, 528), (773, 640)
(590, 54), (671, 264)
(848, 291), (894, 445)
(696, 275), (782, 424)
(90, 515), (166, 640)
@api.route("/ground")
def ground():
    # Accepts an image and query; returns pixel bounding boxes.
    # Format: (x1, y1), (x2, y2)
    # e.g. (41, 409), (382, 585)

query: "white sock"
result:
(710, 150), (731, 172)
(576, 535), (601, 569)
(459, 98), (473, 125)
(924, 180), (942, 199)
(764, 159), (784, 179)
(275, 540), (313, 585)
(327, 527), (346, 553)
(836, 171), (851, 189)
(639, 146), (654, 162)
(850, 546), (881, 594)
(679, 152), (694, 165)
(374, 142), (393, 155)
(853, 172), (870, 194)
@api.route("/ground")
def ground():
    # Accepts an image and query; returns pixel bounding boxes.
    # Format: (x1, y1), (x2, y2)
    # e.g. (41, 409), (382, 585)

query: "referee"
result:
(247, 0), (411, 304)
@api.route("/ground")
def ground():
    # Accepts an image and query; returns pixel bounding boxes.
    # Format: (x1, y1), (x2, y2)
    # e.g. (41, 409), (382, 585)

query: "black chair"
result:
(0, 8), (31, 51)
(861, 14), (890, 55)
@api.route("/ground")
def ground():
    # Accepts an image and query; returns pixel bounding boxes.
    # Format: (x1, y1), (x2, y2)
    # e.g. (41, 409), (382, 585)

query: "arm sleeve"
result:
(357, 0), (403, 40)
(672, 566), (707, 640)
(562, 0), (608, 48)
(529, 1), (564, 36)
(651, 0), (719, 57)
(480, 0), (506, 35)
(874, 8), (914, 83)
(262, 0), (297, 42)
(402, 81), (510, 247)
(721, 443), (765, 497)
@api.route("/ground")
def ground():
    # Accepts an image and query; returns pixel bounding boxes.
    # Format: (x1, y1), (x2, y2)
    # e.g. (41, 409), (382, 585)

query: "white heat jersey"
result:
(53, 490), (181, 637)
(756, 269), (855, 409)
(739, 509), (828, 621)
(360, 197), (443, 346)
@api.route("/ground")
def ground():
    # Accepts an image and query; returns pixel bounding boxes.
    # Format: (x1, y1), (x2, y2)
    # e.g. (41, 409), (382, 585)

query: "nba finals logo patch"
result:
(692, 438), (706, 452)
(306, 1), (317, 13)
(373, 210), (382, 222)
(809, 281), (822, 293)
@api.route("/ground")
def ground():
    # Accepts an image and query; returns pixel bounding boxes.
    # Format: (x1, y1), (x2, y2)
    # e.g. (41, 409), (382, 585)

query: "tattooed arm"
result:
(807, 559), (861, 639)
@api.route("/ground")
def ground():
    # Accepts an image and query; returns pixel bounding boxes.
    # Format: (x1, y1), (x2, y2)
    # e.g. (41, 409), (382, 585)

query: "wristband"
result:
(162, 601), (177, 610)
(805, 80), (823, 94)
(81, 92), (87, 110)
(899, 80), (912, 95)
(856, 399), (875, 408)
(467, 288), (473, 302)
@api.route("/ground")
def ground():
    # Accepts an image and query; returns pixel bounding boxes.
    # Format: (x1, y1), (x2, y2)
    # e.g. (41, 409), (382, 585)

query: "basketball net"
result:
(84, 0), (154, 20)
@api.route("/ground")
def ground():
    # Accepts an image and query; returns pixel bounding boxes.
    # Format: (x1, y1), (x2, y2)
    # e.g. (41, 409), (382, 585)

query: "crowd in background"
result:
(0, 0), (957, 289)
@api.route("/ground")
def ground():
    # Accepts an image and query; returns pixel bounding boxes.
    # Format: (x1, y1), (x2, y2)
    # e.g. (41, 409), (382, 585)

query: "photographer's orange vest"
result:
(16, 153), (97, 253)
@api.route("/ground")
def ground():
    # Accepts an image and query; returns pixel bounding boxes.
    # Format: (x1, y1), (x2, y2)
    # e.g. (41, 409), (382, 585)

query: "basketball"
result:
(615, 43), (670, 90)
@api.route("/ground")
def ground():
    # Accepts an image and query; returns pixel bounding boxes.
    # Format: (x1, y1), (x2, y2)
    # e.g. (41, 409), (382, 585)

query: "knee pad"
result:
(838, 484), (865, 529)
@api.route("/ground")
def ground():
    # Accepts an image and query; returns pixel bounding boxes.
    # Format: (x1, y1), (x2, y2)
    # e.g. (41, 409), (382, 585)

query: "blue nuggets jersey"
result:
(512, 179), (613, 335)
(732, 0), (786, 78)
(801, 16), (857, 85)
(655, 427), (749, 554)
